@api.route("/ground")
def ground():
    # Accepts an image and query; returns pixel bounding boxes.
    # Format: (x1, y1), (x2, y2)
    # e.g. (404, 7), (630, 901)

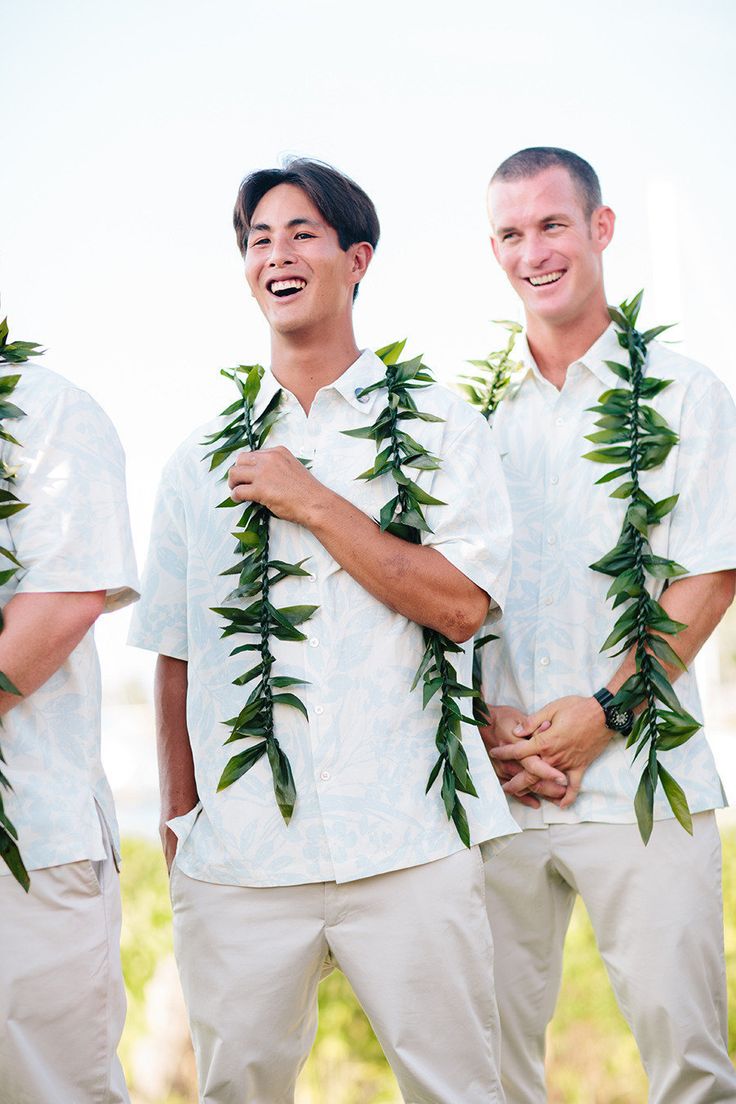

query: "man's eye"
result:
(502, 232), (518, 242)
(295, 232), (315, 240)
(252, 237), (270, 246)
(544, 223), (562, 231)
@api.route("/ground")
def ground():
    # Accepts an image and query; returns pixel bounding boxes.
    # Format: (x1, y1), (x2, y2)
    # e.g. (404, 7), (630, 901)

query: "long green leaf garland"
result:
(204, 365), (317, 823)
(344, 341), (485, 847)
(584, 292), (699, 843)
(0, 317), (41, 891)
(460, 322), (523, 714)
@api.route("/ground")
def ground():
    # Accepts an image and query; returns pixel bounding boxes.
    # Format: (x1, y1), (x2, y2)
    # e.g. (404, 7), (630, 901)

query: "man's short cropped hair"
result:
(490, 147), (602, 220)
(233, 158), (380, 299)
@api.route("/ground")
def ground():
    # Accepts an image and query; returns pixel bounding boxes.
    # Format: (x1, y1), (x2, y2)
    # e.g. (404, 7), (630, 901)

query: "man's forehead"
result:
(488, 167), (581, 225)
(249, 183), (324, 228)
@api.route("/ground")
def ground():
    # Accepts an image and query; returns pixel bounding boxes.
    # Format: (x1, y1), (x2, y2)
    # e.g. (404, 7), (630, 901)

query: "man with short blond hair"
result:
(480, 146), (736, 1102)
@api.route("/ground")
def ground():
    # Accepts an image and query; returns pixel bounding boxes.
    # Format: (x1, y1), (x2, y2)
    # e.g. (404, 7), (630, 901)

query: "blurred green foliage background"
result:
(119, 827), (736, 1103)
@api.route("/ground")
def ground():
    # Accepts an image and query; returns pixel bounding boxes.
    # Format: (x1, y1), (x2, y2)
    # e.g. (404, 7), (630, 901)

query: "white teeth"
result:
(529, 271), (563, 286)
(270, 279), (306, 293)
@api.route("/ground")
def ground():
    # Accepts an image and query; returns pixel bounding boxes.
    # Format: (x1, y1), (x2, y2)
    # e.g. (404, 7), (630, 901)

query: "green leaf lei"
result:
(204, 365), (317, 823)
(459, 320), (524, 420)
(0, 316), (41, 891)
(459, 322), (524, 710)
(344, 341), (486, 847)
(584, 292), (699, 843)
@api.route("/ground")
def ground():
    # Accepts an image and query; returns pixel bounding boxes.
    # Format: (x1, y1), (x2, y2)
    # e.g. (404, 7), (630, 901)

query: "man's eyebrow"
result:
(496, 213), (570, 235)
(247, 217), (322, 235)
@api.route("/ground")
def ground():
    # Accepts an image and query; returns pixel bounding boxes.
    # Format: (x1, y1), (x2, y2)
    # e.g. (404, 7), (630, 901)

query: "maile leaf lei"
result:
(460, 321), (524, 709)
(344, 341), (485, 847)
(204, 366), (316, 823)
(584, 292), (698, 843)
(0, 317), (41, 891)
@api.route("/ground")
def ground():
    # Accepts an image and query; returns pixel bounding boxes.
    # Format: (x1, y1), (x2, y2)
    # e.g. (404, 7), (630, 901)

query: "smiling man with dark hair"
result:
(130, 158), (517, 1103)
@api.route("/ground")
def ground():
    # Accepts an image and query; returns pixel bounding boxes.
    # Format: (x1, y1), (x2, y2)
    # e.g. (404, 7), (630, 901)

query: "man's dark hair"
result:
(233, 158), (380, 300)
(490, 147), (602, 219)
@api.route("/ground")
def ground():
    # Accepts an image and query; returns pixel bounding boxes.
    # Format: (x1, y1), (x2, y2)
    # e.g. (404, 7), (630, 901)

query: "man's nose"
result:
(268, 234), (297, 267)
(522, 233), (552, 270)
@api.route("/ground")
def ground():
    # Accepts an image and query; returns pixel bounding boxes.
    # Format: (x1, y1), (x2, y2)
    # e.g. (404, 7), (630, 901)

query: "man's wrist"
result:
(592, 687), (634, 737)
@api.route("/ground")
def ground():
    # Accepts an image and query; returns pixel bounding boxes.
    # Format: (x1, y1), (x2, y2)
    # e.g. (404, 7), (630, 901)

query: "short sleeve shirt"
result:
(129, 349), (519, 886)
(0, 364), (140, 873)
(482, 325), (736, 826)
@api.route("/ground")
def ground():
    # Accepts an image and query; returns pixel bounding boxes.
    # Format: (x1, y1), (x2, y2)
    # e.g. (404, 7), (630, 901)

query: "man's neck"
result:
(270, 325), (361, 413)
(526, 303), (611, 390)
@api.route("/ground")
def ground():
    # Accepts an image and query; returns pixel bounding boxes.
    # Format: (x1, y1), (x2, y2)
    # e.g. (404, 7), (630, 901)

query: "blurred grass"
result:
(119, 827), (736, 1103)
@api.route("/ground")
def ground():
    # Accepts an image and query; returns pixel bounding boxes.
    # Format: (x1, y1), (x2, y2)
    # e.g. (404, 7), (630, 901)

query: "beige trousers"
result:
(0, 844), (130, 1104)
(170, 846), (504, 1104)
(482, 812), (736, 1104)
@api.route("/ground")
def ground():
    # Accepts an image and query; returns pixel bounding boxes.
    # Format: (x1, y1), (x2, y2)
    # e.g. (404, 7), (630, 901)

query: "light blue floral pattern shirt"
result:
(482, 325), (736, 827)
(0, 364), (139, 873)
(129, 349), (519, 886)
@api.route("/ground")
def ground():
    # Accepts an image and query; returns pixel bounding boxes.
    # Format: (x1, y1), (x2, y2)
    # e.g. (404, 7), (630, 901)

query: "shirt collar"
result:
(519, 321), (625, 389)
(255, 348), (387, 419)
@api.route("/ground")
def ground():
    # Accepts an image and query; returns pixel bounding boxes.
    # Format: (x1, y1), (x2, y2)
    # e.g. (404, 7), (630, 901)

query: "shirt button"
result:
(314, 705), (324, 715)
(354, 387), (370, 404)
(309, 637), (319, 648)
(547, 535), (556, 546)
(555, 416), (565, 426)
(543, 595), (553, 606)
(540, 656), (550, 667)
(319, 770), (331, 781)
(550, 474), (559, 485)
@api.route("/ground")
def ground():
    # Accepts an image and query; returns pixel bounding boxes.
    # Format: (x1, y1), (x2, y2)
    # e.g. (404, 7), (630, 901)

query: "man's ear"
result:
(591, 205), (615, 253)
(350, 241), (373, 288)
(490, 234), (501, 265)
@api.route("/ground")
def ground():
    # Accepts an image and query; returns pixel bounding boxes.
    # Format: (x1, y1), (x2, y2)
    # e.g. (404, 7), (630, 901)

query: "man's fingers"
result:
(490, 737), (540, 762)
(559, 768), (584, 809)
(519, 754), (566, 786)
(512, 715), (552, 739)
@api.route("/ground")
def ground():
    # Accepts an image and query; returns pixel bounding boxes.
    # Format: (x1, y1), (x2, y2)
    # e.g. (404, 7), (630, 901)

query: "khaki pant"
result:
(0, 844), (129, 1104)
(483, 812), (736, 1104)
(170, 846), (504, 1104)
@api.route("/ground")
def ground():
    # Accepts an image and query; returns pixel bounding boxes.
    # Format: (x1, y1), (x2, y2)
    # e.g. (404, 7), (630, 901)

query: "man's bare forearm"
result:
(228, 447), (490, 643)
(154, 655), (197, 822)
(605, 569), (736, 699)
(305, 490), (489, 643)
(0, 591), (105, 715)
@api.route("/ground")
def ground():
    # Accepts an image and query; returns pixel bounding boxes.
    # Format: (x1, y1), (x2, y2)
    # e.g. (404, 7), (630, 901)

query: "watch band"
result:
(593, 687), (613, 713)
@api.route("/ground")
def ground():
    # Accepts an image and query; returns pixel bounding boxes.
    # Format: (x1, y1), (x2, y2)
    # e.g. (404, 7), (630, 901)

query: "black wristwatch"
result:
(593, 687), (634, 737)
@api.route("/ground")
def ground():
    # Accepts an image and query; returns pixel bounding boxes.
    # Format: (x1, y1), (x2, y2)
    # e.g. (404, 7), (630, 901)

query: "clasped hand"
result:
(228, 446), (326, 525)
(482, 696), (612, 809)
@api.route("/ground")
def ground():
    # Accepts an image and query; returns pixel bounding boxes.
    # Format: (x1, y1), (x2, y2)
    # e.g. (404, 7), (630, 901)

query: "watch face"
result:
(606, 706), (633, 732)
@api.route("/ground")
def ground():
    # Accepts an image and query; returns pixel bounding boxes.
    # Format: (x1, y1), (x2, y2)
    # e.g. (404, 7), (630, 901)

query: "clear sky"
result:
(3, 0), (735, 708)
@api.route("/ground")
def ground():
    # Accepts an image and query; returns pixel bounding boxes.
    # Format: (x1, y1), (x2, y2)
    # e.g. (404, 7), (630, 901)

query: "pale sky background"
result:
(2, 0), (735, 821)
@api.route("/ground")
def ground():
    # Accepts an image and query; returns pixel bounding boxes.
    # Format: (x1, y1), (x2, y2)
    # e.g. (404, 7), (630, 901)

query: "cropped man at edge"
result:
(0, 340), (139, 1102)
(479, 145), (736, 1102)
(129, 158), (518, 1104)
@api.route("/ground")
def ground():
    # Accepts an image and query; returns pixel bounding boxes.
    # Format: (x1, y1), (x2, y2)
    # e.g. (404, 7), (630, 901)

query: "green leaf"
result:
(657, 764), (693, 834)
(422, 676), (443, 708)
(451, 796), (471, 847)
(217, 742), (268, 791)
(647, 634), (686, 671)
(640, 554), (687, 580)
(634, 769), (654, 844)
(0, 671), (21, 696)
(582, 446), (632, 464)
(271, 693), (309, 719)
(0, 827), (30, 891)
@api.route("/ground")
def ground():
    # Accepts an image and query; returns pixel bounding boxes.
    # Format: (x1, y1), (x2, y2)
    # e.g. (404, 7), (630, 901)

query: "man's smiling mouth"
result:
(526, 270), (565, 287)
(268, 278), (307, 298)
